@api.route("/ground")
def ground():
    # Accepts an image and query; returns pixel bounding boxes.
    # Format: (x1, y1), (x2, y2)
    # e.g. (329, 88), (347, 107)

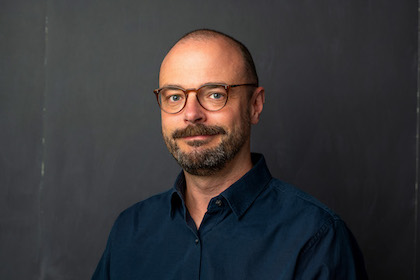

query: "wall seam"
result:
(415, 2), (420, 279)
(38, 1), (48, 279)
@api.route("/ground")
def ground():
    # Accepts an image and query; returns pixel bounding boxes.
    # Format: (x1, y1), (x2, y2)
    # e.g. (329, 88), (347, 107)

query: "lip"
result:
(181, 134), (217, 141)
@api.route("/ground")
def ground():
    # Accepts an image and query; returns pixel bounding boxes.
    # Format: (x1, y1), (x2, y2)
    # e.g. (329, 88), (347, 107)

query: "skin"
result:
(159, 36), (265, 228)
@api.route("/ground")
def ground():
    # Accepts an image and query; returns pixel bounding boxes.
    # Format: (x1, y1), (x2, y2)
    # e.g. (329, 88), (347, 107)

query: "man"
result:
(92, 29), (368, 279)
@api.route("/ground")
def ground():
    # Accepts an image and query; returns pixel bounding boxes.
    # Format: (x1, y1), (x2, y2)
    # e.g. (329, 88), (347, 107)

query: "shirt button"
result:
(195, 239), (199, 244)
(215, 199), (222, 207)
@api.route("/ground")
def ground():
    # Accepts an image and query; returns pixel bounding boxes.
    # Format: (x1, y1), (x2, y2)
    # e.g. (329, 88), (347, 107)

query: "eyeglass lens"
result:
(158, 85), (228, 113)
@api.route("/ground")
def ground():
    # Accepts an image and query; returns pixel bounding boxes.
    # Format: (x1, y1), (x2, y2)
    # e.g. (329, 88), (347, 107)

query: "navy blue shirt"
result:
(92, 154), (367, 279)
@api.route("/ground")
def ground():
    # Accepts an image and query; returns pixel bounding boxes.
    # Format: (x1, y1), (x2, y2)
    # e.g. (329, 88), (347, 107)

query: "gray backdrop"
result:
(1, 0), (418, 279)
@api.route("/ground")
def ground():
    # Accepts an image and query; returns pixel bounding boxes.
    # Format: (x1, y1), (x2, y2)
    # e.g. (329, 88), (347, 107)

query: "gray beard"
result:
(164, 132), (245, 176)
(163, 119), (250, 176)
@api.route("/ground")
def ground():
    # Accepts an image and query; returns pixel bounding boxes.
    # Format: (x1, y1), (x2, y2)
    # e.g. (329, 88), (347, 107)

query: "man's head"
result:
(176, 29), (259, 87)
(156, 29), (264, 176)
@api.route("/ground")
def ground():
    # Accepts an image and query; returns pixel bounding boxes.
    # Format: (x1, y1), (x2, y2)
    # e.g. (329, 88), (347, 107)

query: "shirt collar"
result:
(170, 153), (272, 219)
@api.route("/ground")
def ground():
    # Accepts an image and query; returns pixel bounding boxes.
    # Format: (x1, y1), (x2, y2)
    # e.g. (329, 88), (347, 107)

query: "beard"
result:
(163, 112), (251, 176)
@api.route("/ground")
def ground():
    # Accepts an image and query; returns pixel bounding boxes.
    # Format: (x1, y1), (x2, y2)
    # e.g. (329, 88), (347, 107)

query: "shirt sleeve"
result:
(91, 235), (112, 280)
(294, 218), (368, 280)
(91, 216), (120, 280)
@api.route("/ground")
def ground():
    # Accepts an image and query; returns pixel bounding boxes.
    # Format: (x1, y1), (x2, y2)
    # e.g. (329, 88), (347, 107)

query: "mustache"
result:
(172, 124), (226, 139)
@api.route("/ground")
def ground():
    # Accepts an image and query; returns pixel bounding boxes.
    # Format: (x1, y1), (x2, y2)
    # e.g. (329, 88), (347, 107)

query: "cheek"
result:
(161, 113), (174, 127)
(222, 98), (250, 126)
(218, 112), (241, 132)
(161, 114), (183, 138)
(161, 116), (172, 136)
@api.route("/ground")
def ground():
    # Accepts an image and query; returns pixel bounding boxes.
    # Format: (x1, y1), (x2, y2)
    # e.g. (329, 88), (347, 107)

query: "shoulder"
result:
(266, 178), (339, 219)
(110, 189), (174, 235)
(268, 178), (339, 219)
(262, 179), (363, 257)
(123, 188), (174, 213)
(254, 178), (346, 239)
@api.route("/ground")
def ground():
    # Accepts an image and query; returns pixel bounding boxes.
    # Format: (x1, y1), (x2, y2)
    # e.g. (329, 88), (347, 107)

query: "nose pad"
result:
(183, 93), (206, 124)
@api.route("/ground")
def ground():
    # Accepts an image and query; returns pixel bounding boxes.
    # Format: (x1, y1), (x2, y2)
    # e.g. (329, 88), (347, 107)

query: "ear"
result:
(249, 87), (265, 125)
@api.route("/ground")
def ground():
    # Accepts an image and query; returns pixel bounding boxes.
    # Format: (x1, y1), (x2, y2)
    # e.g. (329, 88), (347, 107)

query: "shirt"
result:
(92, 153), (368, 279)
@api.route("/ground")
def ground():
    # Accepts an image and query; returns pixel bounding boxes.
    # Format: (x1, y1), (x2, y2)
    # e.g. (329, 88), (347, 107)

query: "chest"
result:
(110, 208), (304, 280)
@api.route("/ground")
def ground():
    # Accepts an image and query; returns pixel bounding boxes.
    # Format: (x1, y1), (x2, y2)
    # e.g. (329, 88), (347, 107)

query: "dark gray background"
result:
(1, 0), (418, 279)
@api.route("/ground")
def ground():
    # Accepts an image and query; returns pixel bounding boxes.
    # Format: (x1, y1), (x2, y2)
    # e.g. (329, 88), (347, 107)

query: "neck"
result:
(184, 146), (253, 229)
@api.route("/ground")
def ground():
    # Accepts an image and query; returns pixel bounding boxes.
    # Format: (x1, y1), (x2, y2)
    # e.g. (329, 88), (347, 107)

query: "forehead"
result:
(159, 38), (245, 88)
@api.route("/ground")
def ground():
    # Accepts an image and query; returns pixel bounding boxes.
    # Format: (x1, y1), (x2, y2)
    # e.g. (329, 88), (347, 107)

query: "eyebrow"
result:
(160, 84), (183, 88)
(160, 82), (228, 89)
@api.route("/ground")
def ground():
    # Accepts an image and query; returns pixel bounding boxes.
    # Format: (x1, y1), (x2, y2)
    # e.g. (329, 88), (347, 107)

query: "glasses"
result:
(153, 83), (258, 114)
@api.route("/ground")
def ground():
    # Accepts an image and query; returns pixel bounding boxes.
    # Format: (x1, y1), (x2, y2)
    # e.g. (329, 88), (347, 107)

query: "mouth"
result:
(184, 137), (216, 147)
(183, 132), (223, 147)
(172, 124), (226, 141)
(183, 134), (211, 139)
(171, 124), (226, 148)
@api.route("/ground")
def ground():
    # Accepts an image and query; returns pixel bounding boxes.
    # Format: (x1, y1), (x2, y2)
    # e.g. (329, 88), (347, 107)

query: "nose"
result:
(183, 93), (206, 124)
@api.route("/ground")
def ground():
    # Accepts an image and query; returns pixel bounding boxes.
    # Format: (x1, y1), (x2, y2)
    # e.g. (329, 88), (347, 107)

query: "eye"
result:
(168, 94), (182, 102)
(160, 88), (184, 104)
(203, 88), (227, 101)
(209, 92), (224, 99)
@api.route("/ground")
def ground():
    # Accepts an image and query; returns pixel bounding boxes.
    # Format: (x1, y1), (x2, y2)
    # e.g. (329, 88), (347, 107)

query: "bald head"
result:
(162, 29), (259, 86)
